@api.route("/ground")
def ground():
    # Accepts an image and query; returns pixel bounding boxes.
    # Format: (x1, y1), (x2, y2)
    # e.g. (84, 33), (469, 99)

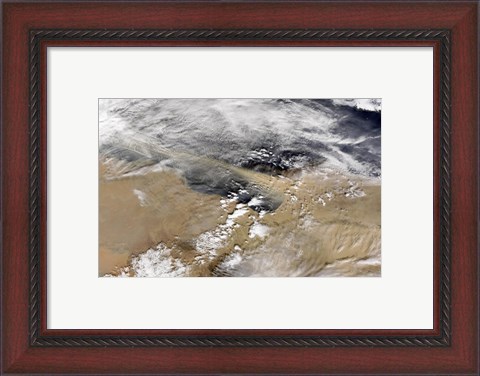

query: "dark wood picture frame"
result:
(2, 1), (478, 374)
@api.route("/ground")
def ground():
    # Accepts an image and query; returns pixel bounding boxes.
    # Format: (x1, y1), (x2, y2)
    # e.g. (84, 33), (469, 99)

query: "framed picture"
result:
(2, 1), (478, 375)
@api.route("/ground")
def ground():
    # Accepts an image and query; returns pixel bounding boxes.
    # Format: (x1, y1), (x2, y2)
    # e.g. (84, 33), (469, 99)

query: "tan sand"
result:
(99, 160), (224, 276)
(202, 172), (381, 277)
(99, 157), (381, 277)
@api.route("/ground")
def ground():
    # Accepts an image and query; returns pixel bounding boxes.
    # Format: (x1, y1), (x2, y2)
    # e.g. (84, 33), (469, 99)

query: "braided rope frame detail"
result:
(29, 29), (451, 347)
